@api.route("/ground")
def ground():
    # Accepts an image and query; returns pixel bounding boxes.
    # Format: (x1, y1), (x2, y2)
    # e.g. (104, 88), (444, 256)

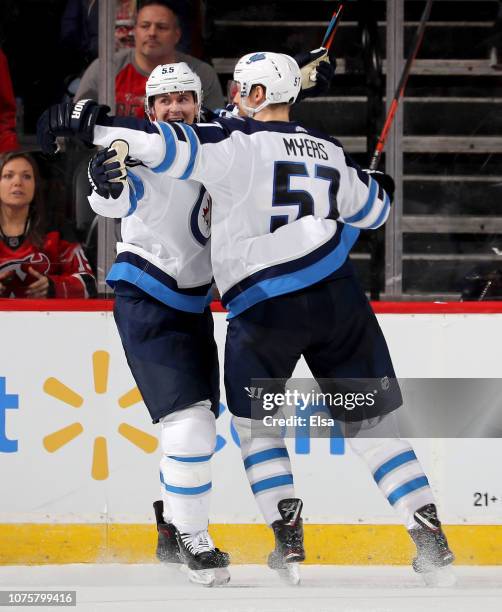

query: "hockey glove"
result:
(295, 48), (336, 101)
(88, 140), (129, 200)
(364, 170), (395, 203)
(37, 100), (110, 154)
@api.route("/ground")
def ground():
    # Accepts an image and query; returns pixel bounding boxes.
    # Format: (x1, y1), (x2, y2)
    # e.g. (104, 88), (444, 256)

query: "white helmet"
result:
(233, 52), (301, 116)
(144, 62), (202, 120)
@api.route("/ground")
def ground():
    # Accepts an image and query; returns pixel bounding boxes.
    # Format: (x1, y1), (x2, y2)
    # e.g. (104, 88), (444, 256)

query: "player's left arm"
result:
(295, 48), (335, 101)
(336, 149), (393, 230)
(37, 100), (232, 184)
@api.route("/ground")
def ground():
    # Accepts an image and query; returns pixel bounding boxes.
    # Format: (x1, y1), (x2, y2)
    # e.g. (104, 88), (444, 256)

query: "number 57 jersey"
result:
(93, 116), (391, 317)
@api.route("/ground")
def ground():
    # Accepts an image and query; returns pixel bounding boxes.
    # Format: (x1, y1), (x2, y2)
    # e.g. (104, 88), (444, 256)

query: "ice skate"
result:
(176, 529), (230, 587)
(267, 498), (305, 586)
(153, 500), (181, 564)
(408, 503), (456, 586)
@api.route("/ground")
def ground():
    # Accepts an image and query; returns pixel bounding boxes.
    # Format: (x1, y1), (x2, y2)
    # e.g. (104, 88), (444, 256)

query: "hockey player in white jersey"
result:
(85, 62), (230, 587)
(37, 51), (454, 586)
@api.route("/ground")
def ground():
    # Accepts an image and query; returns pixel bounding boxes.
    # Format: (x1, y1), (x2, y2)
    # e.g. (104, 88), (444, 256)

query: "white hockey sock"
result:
(232, 416), (295, 525)
(159, 401), (215, 534)
(348, 436), (435, 529)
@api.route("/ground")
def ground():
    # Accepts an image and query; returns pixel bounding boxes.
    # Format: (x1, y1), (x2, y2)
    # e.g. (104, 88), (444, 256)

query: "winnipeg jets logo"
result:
(190, 186), (211, 246)
(0, 252), (50, 281)
(201, 199), (211, 234)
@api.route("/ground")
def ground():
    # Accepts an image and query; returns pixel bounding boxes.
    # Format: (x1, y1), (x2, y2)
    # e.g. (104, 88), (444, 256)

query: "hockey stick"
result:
(369, 0), (433, 170)
(322, 3), (345, 51)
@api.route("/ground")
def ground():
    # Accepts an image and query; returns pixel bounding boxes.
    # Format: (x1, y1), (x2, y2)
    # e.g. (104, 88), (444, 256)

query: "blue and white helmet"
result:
(233, 52), (301, 116)
(144, 62), (202, 119)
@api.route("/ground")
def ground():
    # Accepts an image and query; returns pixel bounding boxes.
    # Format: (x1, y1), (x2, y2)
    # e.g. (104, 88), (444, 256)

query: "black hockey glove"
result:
(294, 48), (336, 101)
(37, 100), (110, 154)
(364, 170), (395, 203)
(88, 140), (129, 200)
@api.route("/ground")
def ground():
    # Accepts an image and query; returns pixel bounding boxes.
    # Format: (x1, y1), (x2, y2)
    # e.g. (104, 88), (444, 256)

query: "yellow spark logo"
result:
(42, 350), (158, 480)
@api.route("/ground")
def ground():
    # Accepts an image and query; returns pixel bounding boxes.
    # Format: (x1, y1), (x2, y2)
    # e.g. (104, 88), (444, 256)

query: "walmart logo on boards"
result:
(1, 360), (345, 469)
(0, 377), (18, 453)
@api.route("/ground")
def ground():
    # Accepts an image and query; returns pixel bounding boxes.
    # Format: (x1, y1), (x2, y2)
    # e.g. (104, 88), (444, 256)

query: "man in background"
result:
(74, 0), (224, 115)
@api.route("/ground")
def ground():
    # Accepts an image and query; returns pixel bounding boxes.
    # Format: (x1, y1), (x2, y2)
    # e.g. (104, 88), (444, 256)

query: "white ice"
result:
(0, 564), (501, 612)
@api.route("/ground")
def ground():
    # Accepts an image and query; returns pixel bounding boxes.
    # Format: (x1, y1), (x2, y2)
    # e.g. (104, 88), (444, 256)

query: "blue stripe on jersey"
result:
(343, 177), (378, 224)
(107, 262), (211, 312)
(152, 122), (177, 173)
(179, 123), (199, 180)
(223, 225), (359, 317)
(223, 224), (349, 306)
(367, 193), (391, 229)
(126, 170), (144, 216)
(113, 252), (211, 296)
(373, 450), (417, 484)
(387, 476), (429, 505)
(106, 253), (212, 313)
(251, 474), (294, 494)
(244, 447), (289, 470)
(171, 122), (187, 142)
(168, 454), (213, 463)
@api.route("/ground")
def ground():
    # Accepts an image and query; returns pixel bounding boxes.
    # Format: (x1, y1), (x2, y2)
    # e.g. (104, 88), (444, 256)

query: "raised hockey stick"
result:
(322, 3), (345, 51)
(369, 0), (433, 170)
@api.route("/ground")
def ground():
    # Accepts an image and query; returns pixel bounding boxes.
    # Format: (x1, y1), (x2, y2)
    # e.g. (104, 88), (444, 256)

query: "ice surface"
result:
(0, 564), (501, 612)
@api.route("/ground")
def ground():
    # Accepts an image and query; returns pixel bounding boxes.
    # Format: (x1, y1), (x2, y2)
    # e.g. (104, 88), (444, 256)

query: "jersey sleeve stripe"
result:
(343, 176), (378, 224)
(152, 122), (177, 173)
(367, 193), (390, 229)
(126, 170), (145, 216)
(178, 123), (199, 180)
(171, 122), (187, 142)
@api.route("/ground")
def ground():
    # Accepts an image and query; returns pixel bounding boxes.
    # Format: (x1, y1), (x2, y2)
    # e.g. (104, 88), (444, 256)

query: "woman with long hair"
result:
(0, 151), (96, 298)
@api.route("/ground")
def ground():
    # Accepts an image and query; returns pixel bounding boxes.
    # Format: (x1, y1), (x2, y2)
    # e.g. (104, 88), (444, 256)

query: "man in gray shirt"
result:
(75, 0), (224, 115)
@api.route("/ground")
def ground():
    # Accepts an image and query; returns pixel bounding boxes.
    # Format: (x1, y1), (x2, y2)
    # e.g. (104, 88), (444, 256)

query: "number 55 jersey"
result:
(92, 116), (391, 316)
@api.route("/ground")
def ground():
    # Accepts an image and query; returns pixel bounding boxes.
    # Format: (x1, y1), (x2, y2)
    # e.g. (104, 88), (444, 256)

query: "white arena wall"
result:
(1, 300), (501, 564)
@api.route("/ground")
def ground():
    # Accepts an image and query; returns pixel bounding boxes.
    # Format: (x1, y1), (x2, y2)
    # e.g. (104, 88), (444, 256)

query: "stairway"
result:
(205, 0), (502, 300)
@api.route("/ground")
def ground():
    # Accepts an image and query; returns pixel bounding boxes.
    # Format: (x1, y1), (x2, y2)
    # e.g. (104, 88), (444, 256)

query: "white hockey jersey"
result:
(93, 116), (391, 317)
(88, 159), (212, 313)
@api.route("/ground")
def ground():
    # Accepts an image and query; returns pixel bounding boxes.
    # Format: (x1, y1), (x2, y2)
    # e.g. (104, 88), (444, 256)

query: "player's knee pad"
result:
(160, 400), (216, 457)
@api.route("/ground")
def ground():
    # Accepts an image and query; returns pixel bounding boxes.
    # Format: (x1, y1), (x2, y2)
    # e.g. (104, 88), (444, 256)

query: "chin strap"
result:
(241, 97), (270, 118)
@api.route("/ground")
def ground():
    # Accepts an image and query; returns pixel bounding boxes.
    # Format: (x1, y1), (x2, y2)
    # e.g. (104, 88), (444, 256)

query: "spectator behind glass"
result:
(0, 152), (97, 299)
(74, 0), (224, 117)
(61, 0), (137, 64)
(0, 49), (19, 153)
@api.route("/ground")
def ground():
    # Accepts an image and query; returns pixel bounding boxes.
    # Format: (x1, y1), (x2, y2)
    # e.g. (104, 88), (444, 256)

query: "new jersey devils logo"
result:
(0, 252), (50, 282)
